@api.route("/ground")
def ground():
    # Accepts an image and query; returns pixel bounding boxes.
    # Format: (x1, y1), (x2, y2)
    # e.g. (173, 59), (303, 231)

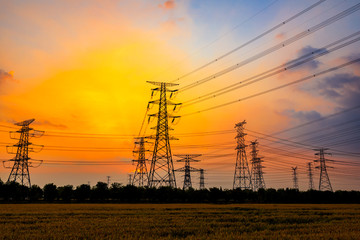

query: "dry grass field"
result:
(0, 204), (359, 239)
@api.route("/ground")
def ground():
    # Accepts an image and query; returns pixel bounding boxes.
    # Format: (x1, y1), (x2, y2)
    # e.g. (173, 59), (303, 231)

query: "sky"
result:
(0, 0), (359, 190)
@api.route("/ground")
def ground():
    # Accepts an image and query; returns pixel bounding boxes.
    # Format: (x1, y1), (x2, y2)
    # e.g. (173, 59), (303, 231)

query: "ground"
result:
(0, 204), (359, 239)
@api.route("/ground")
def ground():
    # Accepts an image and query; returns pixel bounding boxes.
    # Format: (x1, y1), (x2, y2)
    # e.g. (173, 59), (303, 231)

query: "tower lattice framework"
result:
(233, 120), (252, 190)
(307, 162), (314, 190)
(292, 166), (299, 190)
(314, 148), (333, 192)
(199, 169), (205, 190)
(147, 81), (180, 188)
(175, 154), (201, 189)
(132, 137), (149, 187)
(250, 140), (266, 191)
(4, 119), (43, 188)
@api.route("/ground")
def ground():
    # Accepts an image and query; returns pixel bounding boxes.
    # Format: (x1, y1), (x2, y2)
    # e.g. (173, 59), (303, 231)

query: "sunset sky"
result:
(0, 0), (359, 190)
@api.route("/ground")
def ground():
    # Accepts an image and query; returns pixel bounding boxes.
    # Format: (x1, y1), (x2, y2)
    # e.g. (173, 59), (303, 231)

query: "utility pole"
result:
(292, 166), (299, 190)
(314, 148), (333, 192)
(307, 162), (314, 190)
(233, 120), (252, 190)
(199, 169), (205, 190)
(250, 140), (265, 191)
(132, 137), (149, 187)
(3, 119), (43, 188)
(147, 81), (181, 188)
(175, 154), (201, 190)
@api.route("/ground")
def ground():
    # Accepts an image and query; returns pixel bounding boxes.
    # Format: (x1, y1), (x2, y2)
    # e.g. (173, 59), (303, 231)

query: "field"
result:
(0, 204), (359, 239)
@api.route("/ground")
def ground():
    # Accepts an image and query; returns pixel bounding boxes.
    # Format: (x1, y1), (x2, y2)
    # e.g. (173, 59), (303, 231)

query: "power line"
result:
(182, 58), (360, 116)
(179, 3), (360, 92)
(171, 0), (325, 83)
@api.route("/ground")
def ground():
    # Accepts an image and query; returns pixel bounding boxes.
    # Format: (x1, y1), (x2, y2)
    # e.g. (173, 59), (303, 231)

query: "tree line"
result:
(0, 180), (359, 203)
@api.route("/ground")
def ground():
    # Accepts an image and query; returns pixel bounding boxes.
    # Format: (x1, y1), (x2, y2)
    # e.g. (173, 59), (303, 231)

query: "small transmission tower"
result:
(250, 140), (266, 191)
(4, 119), (44, 187)
(132, 137), (149, 187)
(292, 166), (299, 190)
(307, 162), (314, 190)
(175, 154), (201, 190)
(314, 148), (333, 192)
(147, 81), (181, 188)
(199, 169), (205, 190)
(233, 120), (252, 190)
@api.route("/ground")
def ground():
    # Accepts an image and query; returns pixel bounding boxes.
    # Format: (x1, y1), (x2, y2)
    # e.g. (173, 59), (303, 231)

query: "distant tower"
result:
(233, 120), (252, 190)
(147, 81), (181, 188)
(307, 162), (314, 190)
(128, 174), (133, 186)
(107, 176), (111, 186)
(132, 137), (149, 187)
(314, 148), (333, 192)
(292, 167), (299, 190)
(5, 119), (43, 188)
(199, 169), (205, 190)
(175, 154), (201, 189)
(250, 140), (265, 191)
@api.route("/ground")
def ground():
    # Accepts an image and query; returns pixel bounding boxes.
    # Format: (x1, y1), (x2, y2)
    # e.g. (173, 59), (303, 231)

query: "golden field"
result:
(0, 204), (359, 239)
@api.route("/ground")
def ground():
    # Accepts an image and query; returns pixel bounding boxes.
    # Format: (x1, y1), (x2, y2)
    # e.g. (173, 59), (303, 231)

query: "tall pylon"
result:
(250, 140), (266, 191)
(4, 119), (43, 188)
(307, 162), (314, 190)
(314, 148), (333, 192)
(175, 154), (201, 189)
(147, 81), (181, 188)
(132, 137), (149, 187)
(292, 166), (299, 190)
(199, 168), (205, 190)
(233, 120), (252, 190)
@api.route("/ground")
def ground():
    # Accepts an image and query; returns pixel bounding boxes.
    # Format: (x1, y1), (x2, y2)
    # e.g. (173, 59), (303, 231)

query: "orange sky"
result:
(0, 0), (359, 190)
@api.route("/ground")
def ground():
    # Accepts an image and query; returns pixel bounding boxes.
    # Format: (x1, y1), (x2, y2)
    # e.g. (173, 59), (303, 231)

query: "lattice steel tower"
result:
(147, 81), (180, 188)
(199, 169), (205, 190)
(314, 148), (333, 192)
(4, 119), (43, 187)
(292, 166), (299, 190)
(175, 154), (201, 189)
(233, 120), (252, 190)
(307, 162), (314, 190)
(132, 137), (149, 187)
(250, 140), (265, 191)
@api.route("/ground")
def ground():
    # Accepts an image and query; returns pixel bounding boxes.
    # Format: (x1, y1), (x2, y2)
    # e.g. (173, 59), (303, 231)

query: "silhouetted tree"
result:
(92, 182), (109, 201)
(58, 185), (74, 202)
(43, 183), (58, 202)
(29, 185), (43, 201)
(75, 184), (91, 202)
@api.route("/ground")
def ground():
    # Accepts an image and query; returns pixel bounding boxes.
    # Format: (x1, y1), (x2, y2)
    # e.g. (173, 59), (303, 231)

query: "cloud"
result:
(33, 120), (68, 129)
(287, 46), (327, 71)
(159, 0), (175, 10)
(275, 33), (285, 40)
(302, 73), (360, 107)
(0, 69), (14, 84)
(281, 109), (322, 122)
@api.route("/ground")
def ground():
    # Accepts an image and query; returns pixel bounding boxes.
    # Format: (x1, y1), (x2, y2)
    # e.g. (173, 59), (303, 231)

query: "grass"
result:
(0, 204), (359, 239)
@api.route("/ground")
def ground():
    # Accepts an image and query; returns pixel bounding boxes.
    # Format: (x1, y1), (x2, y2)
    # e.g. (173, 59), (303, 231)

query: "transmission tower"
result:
(250, 140), (265, 191)
(175, 154), (201, 190)
(314, 148), (333, 192)
(147, 81), (181, 188)
(307, 162), (314, 190)
(199, 169), (205, 190)
(3, 119), (44, 188)
(233, 120), (252, 190)
(128, 174), (133, 186)
(107, 176), (111, 186)
(292, 166), (299, 190)
(131, 137), (149, 187)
